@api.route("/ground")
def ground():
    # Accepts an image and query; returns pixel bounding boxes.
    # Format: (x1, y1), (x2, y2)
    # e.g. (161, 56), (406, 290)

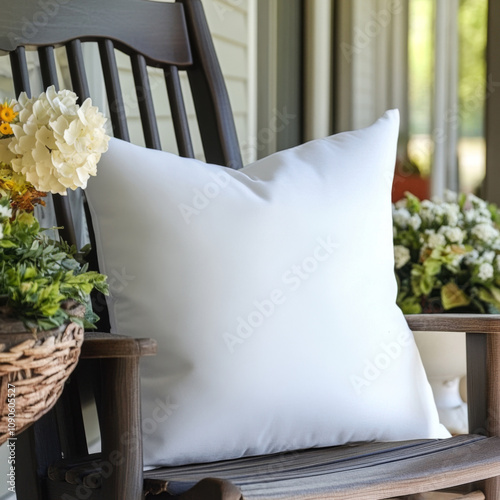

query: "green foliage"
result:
(393, 191), (500, 315)
(0, 210), (108, 331)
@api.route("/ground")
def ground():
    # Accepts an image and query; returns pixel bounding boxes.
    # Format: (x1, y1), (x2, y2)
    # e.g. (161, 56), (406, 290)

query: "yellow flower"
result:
(0, 122), (12, 136)
(0, 104), (17, 123)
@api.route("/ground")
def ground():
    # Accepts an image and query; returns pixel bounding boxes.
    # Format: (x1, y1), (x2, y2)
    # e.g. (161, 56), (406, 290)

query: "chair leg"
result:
(483, 476), (500, 499)
(99, 357), (144, 500)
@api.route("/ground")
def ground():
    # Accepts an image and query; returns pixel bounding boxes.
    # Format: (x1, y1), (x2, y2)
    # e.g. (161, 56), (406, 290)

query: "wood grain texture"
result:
(165, 65), (196, 158)
(9, 47), (31, 97)
(131, 53), (162, 150)
(66, 39), (91, 102)
(0, 0), (193, 67)
(100, 357), (143, 500)
(99, 39), (130, 141)
(81, 333), (157, 359)
(483, 333), (500, 498)
(406, 314), (500, 333)
(179, 0), (243, 169)
(467, 333), (488, 435)
(144, 435), (500, 500)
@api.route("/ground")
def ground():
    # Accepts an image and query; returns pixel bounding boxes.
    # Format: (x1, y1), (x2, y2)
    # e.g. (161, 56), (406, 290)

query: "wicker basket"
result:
(0, 303), (84, 444)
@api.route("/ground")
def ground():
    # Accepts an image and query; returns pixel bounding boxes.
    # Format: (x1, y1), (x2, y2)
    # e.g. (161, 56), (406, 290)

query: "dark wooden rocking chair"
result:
(2, 1), (500, 499)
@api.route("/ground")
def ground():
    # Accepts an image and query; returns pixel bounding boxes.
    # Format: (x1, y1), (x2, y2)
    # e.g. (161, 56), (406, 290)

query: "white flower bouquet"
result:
(0, 85), (109, 195)
(393, 191), (500, 314)
(0, 86), (110, 330)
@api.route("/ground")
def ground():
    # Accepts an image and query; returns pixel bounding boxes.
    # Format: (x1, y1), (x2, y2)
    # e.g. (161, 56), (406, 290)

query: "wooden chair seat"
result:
(45, 434), (500, 499)
(39, 317), (500, 500)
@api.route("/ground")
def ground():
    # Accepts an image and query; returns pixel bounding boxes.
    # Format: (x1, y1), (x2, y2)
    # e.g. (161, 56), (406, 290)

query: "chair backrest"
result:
(0, 0), (242, 331)
(0, 4), (242, 491)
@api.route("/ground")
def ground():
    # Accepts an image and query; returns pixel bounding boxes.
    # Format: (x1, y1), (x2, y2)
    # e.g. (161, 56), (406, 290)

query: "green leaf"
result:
(405, 192), (421, 213)
(420, 274), (435, 295)
(423, 258), (441, 276)
(441, 282), (471, 310)
(398, 296), (422, 314)
(0, 240), (17, 248)
(489, 286), (500, 303)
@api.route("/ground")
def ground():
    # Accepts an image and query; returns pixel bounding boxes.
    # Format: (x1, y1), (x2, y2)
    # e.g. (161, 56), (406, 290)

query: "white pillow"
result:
(86, 110), (449, 468)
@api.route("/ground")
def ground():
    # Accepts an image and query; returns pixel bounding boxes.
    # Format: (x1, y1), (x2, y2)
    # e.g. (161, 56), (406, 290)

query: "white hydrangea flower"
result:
(465, 249), (480, 265)
(443, 190), (458, 203)
(439, 225), (464, 244)
(465, 209), (478, 223)
(394, 245), (411, 269)
(478, 262), (494, 281)
(442, 203), (460, 226)
(468, 193), (488, 209)
(392, 207), (411, 229)
(426, 230), (446, 249)
(419, 200), (435, 224)
(472, 223), (499, 243)
(0, 203), (12, 218)
(482, 250), (496, 263)
(450, 254), (465, 267)
(0, 202), (11, 240)
(8, 86), (109, 195)
(408, 214), (421, 231)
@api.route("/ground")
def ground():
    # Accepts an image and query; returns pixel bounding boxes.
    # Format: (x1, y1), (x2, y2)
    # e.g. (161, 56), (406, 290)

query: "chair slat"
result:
(165, 66), (195, 158)
(36, 48), (78, 247)
(66, 40), (91, 102)
(179, 0), (242, 169)
(98, 40), (130, 141)
(9, 47), (31, 97)
(131, 54), (161, 150)
(145, 435), (500, 499)
(51, 196), (78, 248)
(37, 46), (59, 90)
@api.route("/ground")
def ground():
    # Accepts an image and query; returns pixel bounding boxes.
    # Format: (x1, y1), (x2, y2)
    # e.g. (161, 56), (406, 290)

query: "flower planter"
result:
(0, 303), (84, 444)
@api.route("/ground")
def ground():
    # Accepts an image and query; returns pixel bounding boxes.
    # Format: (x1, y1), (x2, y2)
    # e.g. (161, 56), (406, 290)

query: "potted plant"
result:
(0, 87), (109, 441)
(393, 190), (500, 315)
(393, 190), (500, 433)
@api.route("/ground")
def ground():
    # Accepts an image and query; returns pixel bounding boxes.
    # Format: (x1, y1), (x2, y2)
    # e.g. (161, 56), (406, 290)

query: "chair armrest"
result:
(81, 332), (157, 359)
(80, 332), (153, 497)
(405, 314), (500, 438)
(405, 313), (500, 334)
